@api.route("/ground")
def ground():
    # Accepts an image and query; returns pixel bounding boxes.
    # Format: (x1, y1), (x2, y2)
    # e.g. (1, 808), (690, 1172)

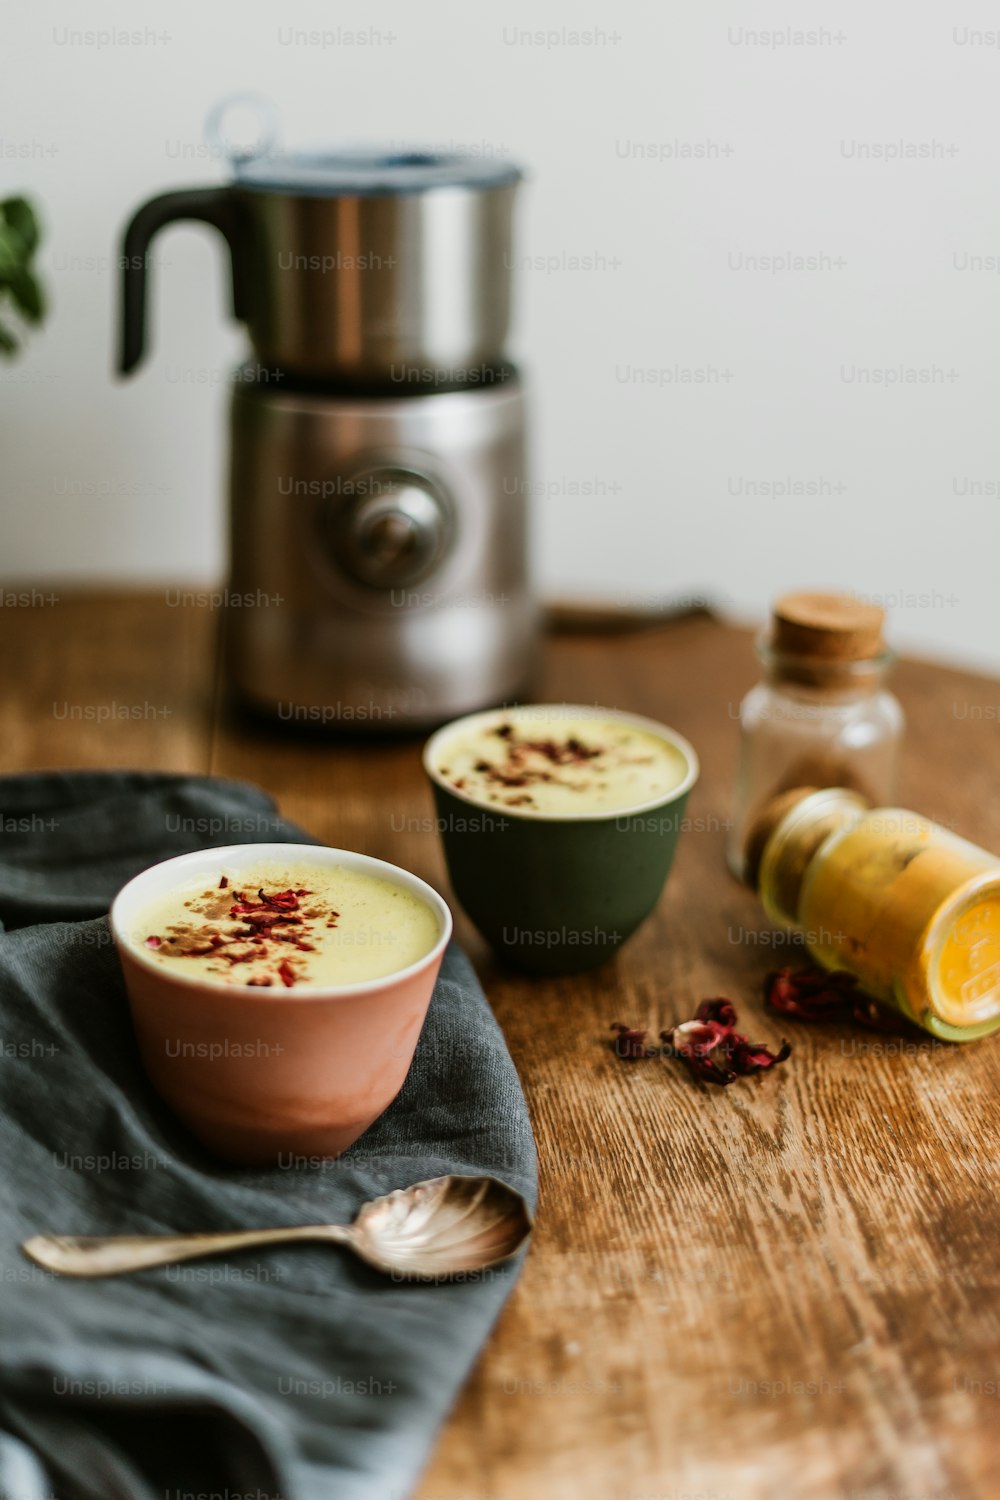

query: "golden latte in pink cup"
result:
(111, 844), (451, 1165)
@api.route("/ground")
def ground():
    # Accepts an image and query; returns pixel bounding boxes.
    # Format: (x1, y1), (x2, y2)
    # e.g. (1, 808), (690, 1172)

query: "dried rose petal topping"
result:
(146, 881), (335, 988)
(610, 1022), (656, 1060)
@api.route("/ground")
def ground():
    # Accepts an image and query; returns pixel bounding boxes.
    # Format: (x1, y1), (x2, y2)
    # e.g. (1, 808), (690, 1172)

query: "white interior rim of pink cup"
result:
(109, 842), (453, 1000)
(423, 703), (700, 822)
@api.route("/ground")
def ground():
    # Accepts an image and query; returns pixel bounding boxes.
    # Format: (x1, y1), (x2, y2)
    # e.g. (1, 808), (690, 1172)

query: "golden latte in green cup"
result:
(423, 704), (699, 975)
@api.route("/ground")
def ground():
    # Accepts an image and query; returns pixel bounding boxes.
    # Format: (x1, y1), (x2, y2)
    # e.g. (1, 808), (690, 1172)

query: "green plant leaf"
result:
(0, 226), (22, 278)
(1, 196), (40, 255)
(0, 197), (45, 355)
(7, 266), (44, 321)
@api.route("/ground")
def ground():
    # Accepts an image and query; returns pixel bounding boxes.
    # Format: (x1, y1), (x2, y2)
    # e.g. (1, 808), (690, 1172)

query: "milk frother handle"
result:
(118, 187), (247, 375)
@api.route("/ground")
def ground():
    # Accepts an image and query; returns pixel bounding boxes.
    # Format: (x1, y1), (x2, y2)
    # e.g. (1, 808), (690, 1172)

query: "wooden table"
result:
(3, 593), (999, 1500)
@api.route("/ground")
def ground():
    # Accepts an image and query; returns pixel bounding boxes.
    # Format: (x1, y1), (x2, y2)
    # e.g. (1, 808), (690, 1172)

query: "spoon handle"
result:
(22, 1224), (350, 1278)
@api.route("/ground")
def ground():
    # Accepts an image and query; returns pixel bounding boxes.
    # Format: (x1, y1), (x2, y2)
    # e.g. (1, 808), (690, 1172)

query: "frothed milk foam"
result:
(431, 709), (689, 816)
(133, 863), (441, 989)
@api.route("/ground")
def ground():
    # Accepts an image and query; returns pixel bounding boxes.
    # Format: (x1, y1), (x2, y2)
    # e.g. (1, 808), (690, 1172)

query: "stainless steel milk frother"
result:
(118, 102), (537, 728)
(120, 142), (521, 385)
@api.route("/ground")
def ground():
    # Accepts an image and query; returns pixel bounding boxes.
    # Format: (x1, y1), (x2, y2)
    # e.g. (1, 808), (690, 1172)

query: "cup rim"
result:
(109, 842), (453, 1001)
(422, 703), (700, 822)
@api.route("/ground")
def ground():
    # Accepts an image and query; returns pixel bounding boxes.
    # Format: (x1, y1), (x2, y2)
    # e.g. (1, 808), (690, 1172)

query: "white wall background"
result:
(2, 0), (999, 671)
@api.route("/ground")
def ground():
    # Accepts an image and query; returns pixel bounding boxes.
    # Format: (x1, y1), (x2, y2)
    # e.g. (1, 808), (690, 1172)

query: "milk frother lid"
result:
(202, 95), (515, 195)
(204, 94), (521, 195)
(233, 149), (521, 195)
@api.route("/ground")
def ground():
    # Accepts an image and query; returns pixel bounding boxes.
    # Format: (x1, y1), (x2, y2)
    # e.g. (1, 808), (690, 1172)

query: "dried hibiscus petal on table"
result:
(764, 966), (896, 1032)
(693, 997), (737, 1028)
(661, 998), (791, 1087)
(610, 1023), (656, 1060)
(609, 998), (790, 1088)
(661, 1016), (735, 1086)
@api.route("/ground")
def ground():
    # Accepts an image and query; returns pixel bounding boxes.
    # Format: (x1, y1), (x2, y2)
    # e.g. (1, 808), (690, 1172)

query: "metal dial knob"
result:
(327, 469), (452, 589)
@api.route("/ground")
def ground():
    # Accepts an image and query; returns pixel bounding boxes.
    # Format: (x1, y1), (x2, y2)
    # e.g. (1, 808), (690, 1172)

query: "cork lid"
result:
(771, 591), (885, 662)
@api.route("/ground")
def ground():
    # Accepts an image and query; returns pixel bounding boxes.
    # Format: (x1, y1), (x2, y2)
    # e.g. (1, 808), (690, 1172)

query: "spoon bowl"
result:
(22, 1174), (532, 1282)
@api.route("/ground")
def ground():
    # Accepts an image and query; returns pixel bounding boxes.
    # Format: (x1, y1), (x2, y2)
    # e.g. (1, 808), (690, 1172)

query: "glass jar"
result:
(728, 592), (904, 880)
(752, 787), (1000, 1042)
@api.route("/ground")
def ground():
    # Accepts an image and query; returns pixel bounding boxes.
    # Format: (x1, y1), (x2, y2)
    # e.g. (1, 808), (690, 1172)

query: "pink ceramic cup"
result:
(110, 843), (452, 1166)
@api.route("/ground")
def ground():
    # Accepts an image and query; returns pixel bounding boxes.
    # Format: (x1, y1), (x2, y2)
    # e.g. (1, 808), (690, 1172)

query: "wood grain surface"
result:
(2, 592), (998, 1500)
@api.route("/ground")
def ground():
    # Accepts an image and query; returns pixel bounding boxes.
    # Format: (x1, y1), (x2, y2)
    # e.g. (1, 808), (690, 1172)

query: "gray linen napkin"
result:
(0, 772), (536, 1500)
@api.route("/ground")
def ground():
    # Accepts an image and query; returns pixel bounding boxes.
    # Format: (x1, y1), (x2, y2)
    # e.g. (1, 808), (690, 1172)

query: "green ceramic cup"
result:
(422, 705), (699, 976)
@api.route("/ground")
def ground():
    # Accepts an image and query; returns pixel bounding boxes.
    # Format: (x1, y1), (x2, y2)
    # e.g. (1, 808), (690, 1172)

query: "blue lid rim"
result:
(232, 149), (522, 196)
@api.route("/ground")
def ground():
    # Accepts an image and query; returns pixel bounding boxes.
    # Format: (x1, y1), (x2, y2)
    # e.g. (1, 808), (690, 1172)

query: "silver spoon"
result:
(22, 1174), (532, 1281)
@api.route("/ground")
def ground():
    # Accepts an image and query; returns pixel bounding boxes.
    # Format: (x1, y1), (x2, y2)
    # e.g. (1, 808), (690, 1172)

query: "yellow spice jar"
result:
(750, 787), (1000, 1042)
